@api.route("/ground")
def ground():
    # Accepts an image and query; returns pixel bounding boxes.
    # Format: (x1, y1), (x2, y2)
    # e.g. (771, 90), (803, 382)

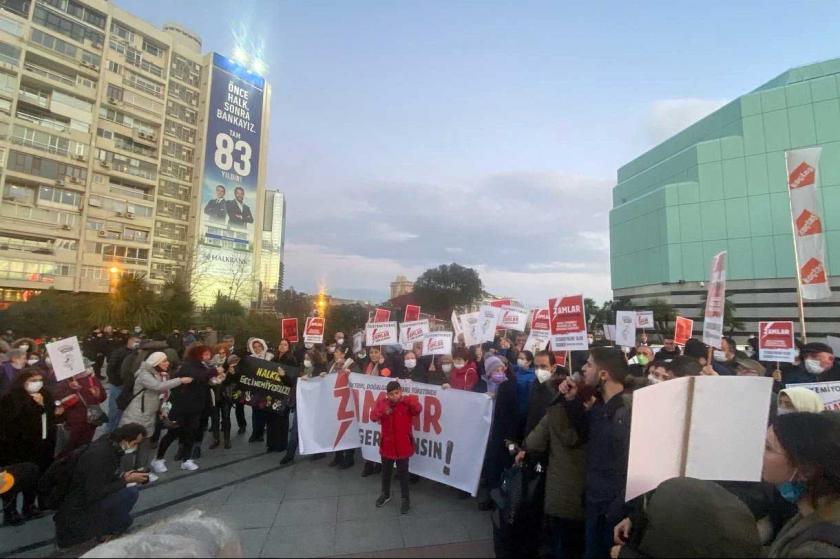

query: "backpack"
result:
(38, 444), (89, 510)
(116, 349), (147, 411)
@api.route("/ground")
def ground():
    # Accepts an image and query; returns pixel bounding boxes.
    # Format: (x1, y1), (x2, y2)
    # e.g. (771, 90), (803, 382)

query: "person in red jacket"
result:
(448, 347), (478, 390)
(370, 381), (422, 514)
(54, 366), (107, 456)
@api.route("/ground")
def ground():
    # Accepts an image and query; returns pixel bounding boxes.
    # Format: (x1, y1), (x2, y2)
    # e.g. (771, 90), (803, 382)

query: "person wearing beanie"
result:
(119, 352), (192, 478)
(371, 381), (422, 514)
(478, 355), (518, 511)
(777, 388), (825, 415)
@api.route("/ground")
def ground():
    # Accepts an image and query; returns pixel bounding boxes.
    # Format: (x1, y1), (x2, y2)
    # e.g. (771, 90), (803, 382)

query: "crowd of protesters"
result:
(1, 320), (839, 558)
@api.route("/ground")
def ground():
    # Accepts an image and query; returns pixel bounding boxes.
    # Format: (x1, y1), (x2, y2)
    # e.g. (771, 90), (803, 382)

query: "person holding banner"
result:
(363, 347), (392, 377)
(246, 338), (276, 444)
(52, 364), (106, 456)
(327, 346), (359, 375)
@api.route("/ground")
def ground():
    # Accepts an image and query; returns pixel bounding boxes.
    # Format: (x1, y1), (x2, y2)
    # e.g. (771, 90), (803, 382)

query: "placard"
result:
(548, 294), (588, 351)
(674, 316), (694, 346)
(523, 330), (551, 354)
(234, 356), (298, 412)
(303, 317), (325, 344)
(352, 331), (364, 354)
(635, 311), (654, 329)
(604, 325), (616, 342)
(616, 311), (637, 348)
(404, 305), (421, 322)
(373, 308), (392, 322)
(478, 306), (501, 343)
(281, 318), (299, 343)
(758, 321), (796, 363)
(702, 251), (727, 349)
(530, 308), (551, 332)
(46, 336), (85, 381)
(399, 320), (430, 349)
(422, 331), (453, 356)
(459, 312), (482, 347)
(365, 321), (398, 346)
(498, 305), (529, 332)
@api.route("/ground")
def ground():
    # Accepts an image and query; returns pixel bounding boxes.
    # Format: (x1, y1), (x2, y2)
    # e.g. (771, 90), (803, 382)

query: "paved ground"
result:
(1, 419), (494, 558)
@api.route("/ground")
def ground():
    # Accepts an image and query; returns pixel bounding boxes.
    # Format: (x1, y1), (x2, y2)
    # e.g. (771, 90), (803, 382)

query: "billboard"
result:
(195, 53), (265, 302)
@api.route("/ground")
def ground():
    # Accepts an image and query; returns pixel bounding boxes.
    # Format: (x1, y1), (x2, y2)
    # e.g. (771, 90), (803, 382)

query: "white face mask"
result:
(122, 444), (137, 454)
(713, 350), (728, 362)
(27, 357), (38, 365)
(805, 358), (826, 375)
(453, 361), (465, 369)
(517, 359), (528, 368)
(303, 359), (312, 369)
(357, 352), (367, 360)
(25, 381), (43, 393)
(647, 374), (661, 385)
(304, 343), (314, 350)
(536, 369), (552, 384)
(441, 364), (452, 374)
(336, 338), (344, 345)
(776, 407), (793, 415)
(327, 345), (336, 353)
(404, 359), (416, 369)
(131, 342), (141, 349)
(745, 347), (755, 358)
(20, 344), (29, 352)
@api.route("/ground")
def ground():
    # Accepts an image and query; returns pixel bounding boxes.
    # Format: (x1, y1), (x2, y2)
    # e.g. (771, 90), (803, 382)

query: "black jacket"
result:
(226, 199), (254, 227)
(483, 378), (519, 488)
(0, 388), (58, 468)
(106, 345), (133, 387)
(54, 437), (128, 547)
(170, 359), (215, 417)
(525, 378), (557, 437)
(204, 198), (228, 221)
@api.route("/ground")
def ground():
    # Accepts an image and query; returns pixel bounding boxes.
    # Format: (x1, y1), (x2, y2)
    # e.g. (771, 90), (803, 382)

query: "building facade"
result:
(389, 274), (413, 300)
(0, 0), (272, 309)
(256, 189), (285, 311)
(610, 58), (840, 339)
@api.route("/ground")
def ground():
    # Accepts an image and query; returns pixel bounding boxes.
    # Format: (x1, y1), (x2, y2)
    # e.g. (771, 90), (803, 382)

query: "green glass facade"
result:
(610, 58), (840, 291)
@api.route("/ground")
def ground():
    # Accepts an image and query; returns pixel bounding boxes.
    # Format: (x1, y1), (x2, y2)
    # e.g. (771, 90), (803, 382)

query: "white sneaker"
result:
(147, 472), (159, 482)
(181, 459), (199, 471)
(150, 459), (168, 474)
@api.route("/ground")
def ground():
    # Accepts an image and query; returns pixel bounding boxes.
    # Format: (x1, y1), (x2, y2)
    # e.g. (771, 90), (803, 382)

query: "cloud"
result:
(647, 98), (727, 144)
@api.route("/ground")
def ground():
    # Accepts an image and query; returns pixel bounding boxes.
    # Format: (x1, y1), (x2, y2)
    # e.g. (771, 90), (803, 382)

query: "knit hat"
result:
(145, 352), (168, 367)
(484, 355), (504, 376)
(779, 387), (825, 413)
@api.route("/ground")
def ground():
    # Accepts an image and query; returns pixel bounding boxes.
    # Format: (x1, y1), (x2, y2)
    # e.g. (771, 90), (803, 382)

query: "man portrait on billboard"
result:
(204, 184), (228, 223)
(226, 186), (254, 229)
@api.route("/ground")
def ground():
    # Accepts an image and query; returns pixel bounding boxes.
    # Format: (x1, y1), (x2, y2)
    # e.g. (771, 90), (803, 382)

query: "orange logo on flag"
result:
(800, 258), (827, 285)
(788, 162), (816, 189)
(795, 209), (823, 236)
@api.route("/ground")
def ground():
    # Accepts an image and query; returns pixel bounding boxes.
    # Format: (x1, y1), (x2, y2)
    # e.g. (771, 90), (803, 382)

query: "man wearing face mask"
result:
(0, 348), (27, 396)
(781, 342), (840, 387)
(105, 337), (141, 432)
(708, 336), (741, 376)
(524, 351), (565, 436)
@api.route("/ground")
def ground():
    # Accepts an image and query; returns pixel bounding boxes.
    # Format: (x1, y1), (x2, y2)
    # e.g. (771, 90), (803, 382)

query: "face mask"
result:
(777, 480), (805, 504)
(27, 357), (38, 365)
(536, 369), (552, 384)
(805, 359), (825, 375)
(453, 361), (465, 369)
(745, 347), (755, 358)
(357, 352), (367, 360)
(713, 350), (727, 362)
(327, 345), (336, 353)
(647, 374), (661, 385)
(441, 364), (452, 374)
(404, 359), (416, 369)
(517, 359), (528, 368)
(304, 343), (314, 350)
(336, 338), (344, 345)
(776, 407), (793, 416)
(134, 328), (141, 334)
(121, 444), (137, 455)
(25, 381), (43, 393)
(303, 359), (312, 369)
(131, 342), (140, 349)
(636, 354), (649, 366)
(20, 344), (29, 352)
(490, 371), (506, 383)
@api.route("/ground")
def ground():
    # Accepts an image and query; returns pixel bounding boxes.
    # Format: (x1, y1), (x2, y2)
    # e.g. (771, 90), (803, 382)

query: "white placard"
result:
(635, 311), (654, 329)
(604, 325), (616, 341)
(478, 306), (501, 343)
(365, 321), (398, 346)
(459, 312), (482, 347)
(46, 336), (86, 381)
(422, 331), (453, 356)
(523, 330), (551, 354)
(497, 305), (529, 332)
(352, 331), (364, 354)
(615, 311), (637, 348)
(400, 320), (430, 350)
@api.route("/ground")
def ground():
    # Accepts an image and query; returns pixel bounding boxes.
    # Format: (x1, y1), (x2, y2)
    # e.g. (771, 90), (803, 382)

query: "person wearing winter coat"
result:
(105, 336), (141, 432)
(449, 348), (478, 391)
(524, 352), (566, 437)
(119, 353), (191, 475)
(246, 337), (278, 445)
(53, 367), (106, 456)
(777, 387), (825, 414)
(328, 346), (359, 375)
(478, 355), (519, 511)
(371, 381), (422, 515)
(513, 350), (536, 432)
(0, 348), (27, 395)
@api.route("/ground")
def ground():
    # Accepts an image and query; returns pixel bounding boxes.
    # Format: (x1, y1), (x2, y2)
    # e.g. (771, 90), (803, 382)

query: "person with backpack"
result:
(105, 336), (140, 432)
(118, 353), (191, 478)
(53, 423), (150, 549)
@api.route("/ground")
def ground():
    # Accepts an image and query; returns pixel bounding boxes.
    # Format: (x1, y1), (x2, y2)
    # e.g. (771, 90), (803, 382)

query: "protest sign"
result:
(352, 331), (364, 354)
(399, 320), (430, 349)
(788, 381), (840, 411)
(758, 321), (796, 363)
(373, 308), (392, 322)
(303, 317), (325, 344)
(365, 321), (398, 346)
(604, 325), (616, 342)
(498, 305), (529, 332)
(674, 316), (694, 346)
(404, 305), (421, 322)
(422, 331), (453, 356)
(281, 318), (299, 343)
(626, 376), (773, 501)
(548, 294), (588, 351)
(478, 305), (501, 342)
(553, 351), (568, 368)
(530, 308), (550, 332)
(234, 356), (297, 412)
(451, 310), (463, 339)
(702, 251), (727, 349)
(523, 330), (551, 354)
(635, 311), (654, 329)
(296, 372), (493, 495)
(489, 299), (513, 308)
(459, 312), (482, 347)
(615, 311), (637, 348)
(46, 336), (85, 381)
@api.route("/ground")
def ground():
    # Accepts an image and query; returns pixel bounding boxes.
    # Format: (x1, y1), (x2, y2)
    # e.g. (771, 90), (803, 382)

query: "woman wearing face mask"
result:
(513, 350), (536, 433)
(0, 348), (28, 395)
(425, 354), (452, 386)
(478, 355), (519, 510)
(782, 343), (840, 387)
(710, 337), (740, 376)
(0, 369), (64, 521)
(762, 412), (840, 557)
(399, 350), (421, 381)
(53, 364), (106, 456)
(449, 348), (478, 391)
(777, 388), (825, 415)
(12, 338), (38, 364)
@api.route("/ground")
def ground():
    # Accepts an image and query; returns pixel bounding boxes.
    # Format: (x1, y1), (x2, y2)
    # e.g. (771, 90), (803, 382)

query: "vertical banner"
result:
(615, 311), (637, 348)
(365, 321), (398, 346)
(548, 294), (589, 351)
(303, 317), (325, 344)
(281, 318), (299, 343)
(373, 308), (392, 322)
(758, 321), (796, 363)
(674, 316), (694, 346)
(702, 251), (727, 349)
(404, 305), (421, 322)
(785, 148), (831, 300)
(194, 54), (265, 304)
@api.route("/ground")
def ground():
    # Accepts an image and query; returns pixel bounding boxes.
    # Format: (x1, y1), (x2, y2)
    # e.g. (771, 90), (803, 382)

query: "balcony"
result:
(0, 202), (79, 230)
(16, 110), (71, 134)
(23, 61), (74, 87)
(0, 270), (56, 283)
(108, 183), (154, 202)
(10, 133), (71, 158)
(18, 87), (48, 108)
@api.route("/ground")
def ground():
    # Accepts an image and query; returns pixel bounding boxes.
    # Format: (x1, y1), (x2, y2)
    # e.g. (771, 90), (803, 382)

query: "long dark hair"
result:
(773, 412), (840, 504)
(7, 368), (45, 396)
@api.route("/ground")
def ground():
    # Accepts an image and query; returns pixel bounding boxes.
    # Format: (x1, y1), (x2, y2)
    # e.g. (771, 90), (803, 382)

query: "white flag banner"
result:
(46, 336), (86, 382)
(422, 331), (453, 356)
(451, 310), (463, 338)
(365, 321), (398, 346)
(615, 311), (637, 348)
(523, 330), (551, 354)
(296, 373), (494, 495)
(478, 306), (501, 342)
(400, 320), (430, 350)
(497, 305), (529, 332)
(785, 147), (831, 300)
(702, 251), (727, 349)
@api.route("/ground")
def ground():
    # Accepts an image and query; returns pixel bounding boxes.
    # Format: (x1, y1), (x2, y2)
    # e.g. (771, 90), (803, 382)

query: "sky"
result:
(122, 0), (840, 307)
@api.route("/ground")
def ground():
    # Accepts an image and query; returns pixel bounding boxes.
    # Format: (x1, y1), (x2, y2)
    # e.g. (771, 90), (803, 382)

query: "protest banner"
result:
(523, 329), (551, 354)
(373, 308), (392, 322)
(489, 298), (513, 308)
(758, 321), (796, 363)
(553, 351), (568, 369)
(702, 251), (727, 349)
(365, 321), (398, 346)
(615, 311), (637, 348)
(234, 356), (298, 412)
(281, 318), (299, 343)
(626, 376), (773, 501)
(635, 311), (654, 329)
(399, 319), (430, 349)
(459, 312), (482, 347)
(530, 308), (550, 332)
(498, 305), (529, 332)
(46, 336), (85, 381)
(788, 381), (840, 411)
(423, 331), (453, 356)
(674, 316), (694, 346)
(604, 325), (616, 342)
(296, 372), (493, 495)
(404, 305), (421, 322)
(548, 294), (589, 351)
(352, 331), (364, 354)
(478, 305), (501, 342)
(303, 317), (325, 344)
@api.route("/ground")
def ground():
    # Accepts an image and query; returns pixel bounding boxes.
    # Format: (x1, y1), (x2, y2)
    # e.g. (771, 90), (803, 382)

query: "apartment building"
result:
(0, 0), (275, 308)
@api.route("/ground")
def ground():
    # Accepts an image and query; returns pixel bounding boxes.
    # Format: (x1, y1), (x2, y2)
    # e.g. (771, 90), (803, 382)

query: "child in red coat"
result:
(370, 380), (422, 514)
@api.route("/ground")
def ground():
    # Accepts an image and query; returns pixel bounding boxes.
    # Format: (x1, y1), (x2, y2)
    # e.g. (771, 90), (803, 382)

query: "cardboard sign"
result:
(281, 318), (299, 343)
(616, 311), (637, 348)
(373, 308), (392, 323)
(400, 320), (430, 349)
(303, 317), (325, 344)
(604, 325), (616, 342)
(489, 299), (513, 308)
(352, 331), (364, 353)
(758, 321), (796, 363)
(404, 305), (421, 322)
(635, 311), (654, 329)
(523, 330), (551, 354)
(423, 331), (453, 356)
(234, 356), (298, 412)
(46, 336), (85, 381)
(478, 305), (501, 343)
(702, 251), (727, 349)
(530, 308), (551, 332)
(498, 305), (529, 332)
(459, 312), (482, 347)
(365, 321), (398, 346)
(626, 376), (773, 501)
(548, 294), (589, 351)
(674, 316), (694, 346)
(788, 381), (840, 411)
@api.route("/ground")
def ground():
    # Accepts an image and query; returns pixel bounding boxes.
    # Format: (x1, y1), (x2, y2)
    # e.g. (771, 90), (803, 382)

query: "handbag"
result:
(77, 388), (108, 427)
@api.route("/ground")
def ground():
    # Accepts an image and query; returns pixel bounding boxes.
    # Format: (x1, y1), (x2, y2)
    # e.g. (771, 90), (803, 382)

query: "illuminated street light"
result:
(109, 266), (119, 274)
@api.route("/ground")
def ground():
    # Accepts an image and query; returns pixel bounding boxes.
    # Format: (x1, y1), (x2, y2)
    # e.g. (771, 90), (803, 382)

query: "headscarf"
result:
(779, 387), (825, 413)
(247, 338), (270, 360)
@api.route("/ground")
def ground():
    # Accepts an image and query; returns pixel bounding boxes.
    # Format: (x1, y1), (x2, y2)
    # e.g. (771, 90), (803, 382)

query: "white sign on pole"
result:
(422, 331), (453, 356)
(615, 311), (637, 348)
(604, 325), (616, 342)
(702, 251), (727, 349)
(399, 320), (430, 350)
(523, 330), (551, 354)
(478, 306), (501, 343)
(497, 306), (529, 332)
(635, 311), (655, 329)
(365, 321), (398, 346)
(46, 336), (86, 381)
(458, 312), (481, 347)
(352, 331), (364, 354)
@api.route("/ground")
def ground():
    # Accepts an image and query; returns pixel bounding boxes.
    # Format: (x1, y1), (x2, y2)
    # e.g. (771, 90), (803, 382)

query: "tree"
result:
(0, 289), (105, 338)
(157, 275), (195, 333)
(91, 275), (162, 332)
(584, 298), (600, 330)
(647, 298), (677, 336)
(326, 304), (370, 339)
(201, 294), (246, 334)
(412, 263), (483, 316)
(276, 288), (314, 318)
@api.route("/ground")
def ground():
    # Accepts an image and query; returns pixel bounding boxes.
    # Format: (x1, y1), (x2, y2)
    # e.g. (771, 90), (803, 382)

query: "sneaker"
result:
(375, 494), (391, 508)
(150, 459), (168, 474)
(181, 459), (199, 471)
(400, 498), (410, 514)
(147, 472), (159, 483)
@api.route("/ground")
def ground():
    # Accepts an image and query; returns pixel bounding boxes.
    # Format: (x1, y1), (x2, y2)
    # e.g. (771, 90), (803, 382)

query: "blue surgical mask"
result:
(776, 480), (805, 504)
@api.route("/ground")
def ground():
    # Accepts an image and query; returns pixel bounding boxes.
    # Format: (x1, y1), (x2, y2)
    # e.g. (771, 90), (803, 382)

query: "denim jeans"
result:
(100, 486), (139, 538)
(106, 384), (123, 433)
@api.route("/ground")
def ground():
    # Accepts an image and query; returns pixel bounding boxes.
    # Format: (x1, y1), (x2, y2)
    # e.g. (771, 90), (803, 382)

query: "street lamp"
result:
(108, 266), (120, 294)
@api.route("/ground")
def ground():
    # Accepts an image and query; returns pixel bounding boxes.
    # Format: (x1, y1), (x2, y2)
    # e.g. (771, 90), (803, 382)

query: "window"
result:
(88, 242), (150, 265)
(38, 185), (81, 207)
(106, 83), (123, 101)
(142, 39), (162, 57)
(107, 60), (120, 74)
(30, 28), (76, 59)
(88, 194), (153, 217)
(80, 50), (99, 66)
(109, 21), (134, 42)
(160, 159), (192, 182)
(98, 105), (156, 137)
(0, 70), (16, 95)
(51, 90), (92, 112)
(158, 179), (190, 201)
(0, 0), (30, 19)
(152, 241), (187, 261)
(123, 227), (149, 242)
(163, 139), (193, 163)
(168, 82), (199, 107)
(164, 119), (195, 144)
(32, 5), (105, 46)
(154, 220), (186, 241)
(2, 183), (35, 205)
(0, 40), (20, 66)
(12, 124), (74, 157)
(171, 54), (200, 87)
(0, 14), (23, 36)
(43, 0), (106, 29)
(124, 70), (163, 98)
(7, 150), (87, 181)
(0, 258), (74, 281)
(156, 199), (189, 220)
(165, 100), (196, 125)
(96, 149), (157, 181)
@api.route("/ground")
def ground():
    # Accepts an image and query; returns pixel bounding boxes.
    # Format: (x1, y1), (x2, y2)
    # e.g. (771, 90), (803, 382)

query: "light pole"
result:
(109, 266), (120, 294)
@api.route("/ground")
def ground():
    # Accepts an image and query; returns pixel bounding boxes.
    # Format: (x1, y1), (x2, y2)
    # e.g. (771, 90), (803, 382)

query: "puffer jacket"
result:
(370, 395), (422, 460)
(118, 362), (184, 434)
(768, 499), (840, 558)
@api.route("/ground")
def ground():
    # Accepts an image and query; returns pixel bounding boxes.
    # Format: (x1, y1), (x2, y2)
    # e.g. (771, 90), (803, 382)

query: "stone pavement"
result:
(2, 424), (494, 558)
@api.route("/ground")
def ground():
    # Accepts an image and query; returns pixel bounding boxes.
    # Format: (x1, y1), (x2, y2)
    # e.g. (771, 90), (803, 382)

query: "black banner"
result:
(233, 356), (298, 412)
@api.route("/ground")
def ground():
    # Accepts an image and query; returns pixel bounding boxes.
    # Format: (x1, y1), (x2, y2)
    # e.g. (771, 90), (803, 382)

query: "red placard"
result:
(373, 308), (391, 322)
(404, 305), (421, 322)
(553, 351), (568, 368)
(304, 317), (325, 344)
(758, 321), (796, 363)
(489, 299), (513, 308)
(674, 316), (694, 346)
(548, 295), (585, 335)
(531, 308), (551, 332)
(281, 318), (298, 343)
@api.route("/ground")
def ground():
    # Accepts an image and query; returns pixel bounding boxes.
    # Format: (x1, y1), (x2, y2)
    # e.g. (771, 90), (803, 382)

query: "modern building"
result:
(0, 0), (272, 309)
(389, 274), (413, 300)
(610, 57), (840, 339)
(256, 189), (285, 311)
